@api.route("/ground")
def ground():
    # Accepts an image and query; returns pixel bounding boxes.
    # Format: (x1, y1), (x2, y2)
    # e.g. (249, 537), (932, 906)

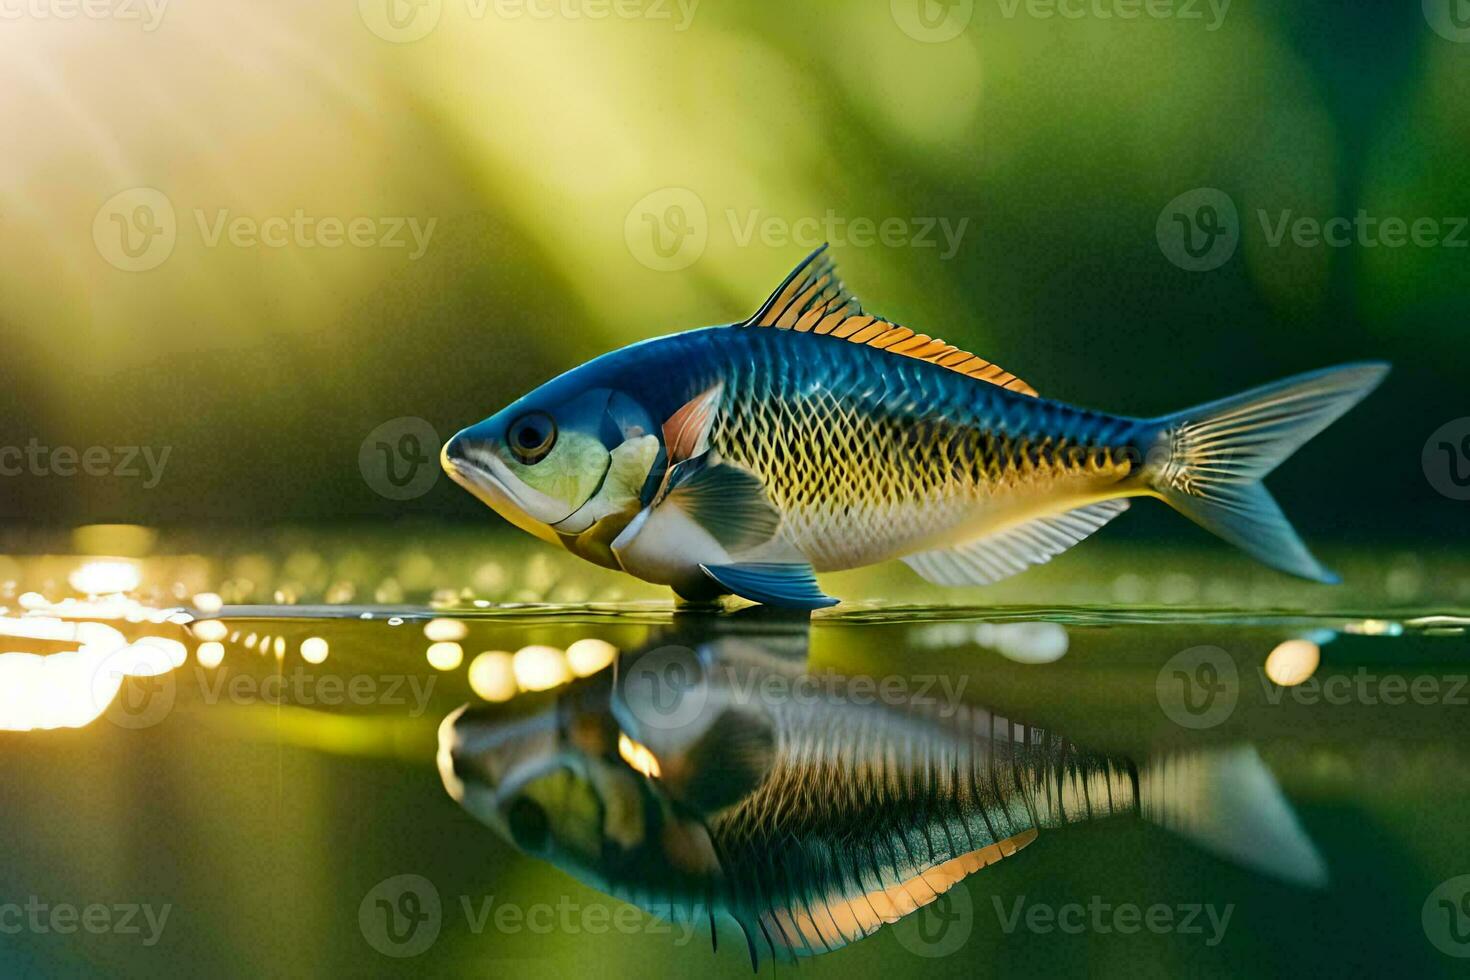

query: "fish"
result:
(438, 617), (1327, 965)
(441, 245), (1388, 609)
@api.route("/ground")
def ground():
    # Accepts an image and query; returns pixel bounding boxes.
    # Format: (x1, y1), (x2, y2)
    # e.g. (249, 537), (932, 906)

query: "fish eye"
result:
(507, 411), (557, 465)
(505, 796), (550, 852)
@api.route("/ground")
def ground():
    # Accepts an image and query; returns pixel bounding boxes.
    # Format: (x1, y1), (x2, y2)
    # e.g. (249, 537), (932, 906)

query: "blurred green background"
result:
(0, 0), (1466, 549)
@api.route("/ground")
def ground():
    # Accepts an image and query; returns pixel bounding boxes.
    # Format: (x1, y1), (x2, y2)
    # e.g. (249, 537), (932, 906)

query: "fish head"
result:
(438, 674), (717, 894)
(442, 375), (660, 544)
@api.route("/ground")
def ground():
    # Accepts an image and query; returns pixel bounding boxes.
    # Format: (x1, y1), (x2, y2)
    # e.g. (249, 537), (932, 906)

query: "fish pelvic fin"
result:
(700, 562), (838, 611)
(1140, 746), (1327, 888)
(1145, 362), (1389, 583)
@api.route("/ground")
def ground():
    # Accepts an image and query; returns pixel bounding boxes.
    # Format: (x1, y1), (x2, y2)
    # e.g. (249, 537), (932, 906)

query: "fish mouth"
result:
(441, 432), (565, 544)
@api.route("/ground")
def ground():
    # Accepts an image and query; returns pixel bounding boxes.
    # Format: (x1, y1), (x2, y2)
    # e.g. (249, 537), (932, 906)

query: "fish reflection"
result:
(440, 616), (1325, 965)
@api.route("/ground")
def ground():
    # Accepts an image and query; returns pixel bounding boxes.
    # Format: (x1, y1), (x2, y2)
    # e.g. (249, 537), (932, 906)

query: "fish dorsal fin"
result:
(740, 244), (1038, 397)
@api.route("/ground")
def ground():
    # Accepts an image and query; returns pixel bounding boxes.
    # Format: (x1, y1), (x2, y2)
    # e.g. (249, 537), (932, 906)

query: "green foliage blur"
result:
(1, 0), (1465, 543)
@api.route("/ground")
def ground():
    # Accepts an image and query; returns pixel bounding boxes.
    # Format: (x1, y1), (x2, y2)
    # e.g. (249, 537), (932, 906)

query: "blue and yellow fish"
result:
(442, 246), (1387, 608)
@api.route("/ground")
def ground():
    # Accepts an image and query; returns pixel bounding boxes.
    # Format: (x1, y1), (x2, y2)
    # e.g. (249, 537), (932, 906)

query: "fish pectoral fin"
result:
(699, 562), (838, 610)
(666, 458), (781, 552)
(902, 500), (1130, 586)
(662, 381), (724, 465)
(757, 828), (1040, 958)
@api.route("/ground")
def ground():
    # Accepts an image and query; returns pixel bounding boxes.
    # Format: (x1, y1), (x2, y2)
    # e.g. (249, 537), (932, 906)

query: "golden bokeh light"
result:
(196, 642), (225, 669)
(1265, 639), (1321, 687)
(68, 560), (142, 595)
(300, 636), (330, 665)
(426, 641), (465, 671)
(565, 638), (617, 677)
(512, 644), (571, 692)
(467, 651), (517, 703)
(424, 618), (468, 642)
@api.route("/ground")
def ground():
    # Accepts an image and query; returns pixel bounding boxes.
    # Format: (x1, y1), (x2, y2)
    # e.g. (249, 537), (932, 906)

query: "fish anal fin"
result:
(760, 828), (1039, 957)
(902, 500), (1129, 587)
(699, 561), (838, 610)
(741, 244), (1037, 396)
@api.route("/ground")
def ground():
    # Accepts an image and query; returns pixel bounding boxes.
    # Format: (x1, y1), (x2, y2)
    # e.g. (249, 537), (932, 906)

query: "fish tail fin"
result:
(1139, 745), (1327, 888)
(1143, 362), (1389, 583)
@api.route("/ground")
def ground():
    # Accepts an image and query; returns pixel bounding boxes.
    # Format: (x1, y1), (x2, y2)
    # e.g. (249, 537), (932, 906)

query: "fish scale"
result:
(702, 694), (1136, 954)
(700, 329), (1135, 570)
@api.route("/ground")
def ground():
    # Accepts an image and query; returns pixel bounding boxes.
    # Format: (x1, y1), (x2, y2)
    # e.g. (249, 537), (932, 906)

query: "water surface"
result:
(2, 530), (1467, 977)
